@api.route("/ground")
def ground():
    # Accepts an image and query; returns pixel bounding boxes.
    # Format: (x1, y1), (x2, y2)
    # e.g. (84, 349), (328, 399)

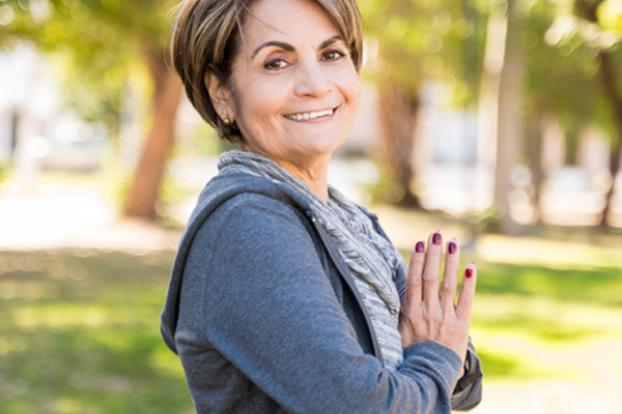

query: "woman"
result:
(161, 0), (483, 412)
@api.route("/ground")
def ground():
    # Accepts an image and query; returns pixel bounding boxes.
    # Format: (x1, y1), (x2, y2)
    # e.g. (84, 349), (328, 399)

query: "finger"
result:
(440, 238), (460, 313)
(422, 231), (443, 307)
(405, 240), (426, 310)
(456, 262), (478, 319)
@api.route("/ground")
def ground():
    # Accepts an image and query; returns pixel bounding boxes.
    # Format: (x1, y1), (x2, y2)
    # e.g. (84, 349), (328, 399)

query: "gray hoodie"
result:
(160, 173), (483, 413)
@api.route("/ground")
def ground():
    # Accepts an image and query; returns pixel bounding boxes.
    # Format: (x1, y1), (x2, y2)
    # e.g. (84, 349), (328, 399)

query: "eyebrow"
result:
(250, 35), (344, 60)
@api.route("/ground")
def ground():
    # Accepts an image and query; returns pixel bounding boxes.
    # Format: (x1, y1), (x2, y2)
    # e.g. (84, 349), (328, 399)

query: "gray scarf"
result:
(217, 150), (404, 369)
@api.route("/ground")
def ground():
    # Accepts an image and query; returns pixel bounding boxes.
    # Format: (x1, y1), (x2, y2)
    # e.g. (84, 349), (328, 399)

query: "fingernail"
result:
(448, 241), (457, 254)
(465, 267), (474, 279)
(432, 232), (442, 245)
(415, 241), (425, 253)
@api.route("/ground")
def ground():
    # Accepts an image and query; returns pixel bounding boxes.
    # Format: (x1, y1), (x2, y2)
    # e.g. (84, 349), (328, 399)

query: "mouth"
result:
(283, 106), (339, 123)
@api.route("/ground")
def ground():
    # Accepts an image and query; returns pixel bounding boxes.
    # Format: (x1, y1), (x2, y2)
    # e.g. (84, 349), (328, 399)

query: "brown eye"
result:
(264, 58), (289, 70)
(322, 49), (346, 61)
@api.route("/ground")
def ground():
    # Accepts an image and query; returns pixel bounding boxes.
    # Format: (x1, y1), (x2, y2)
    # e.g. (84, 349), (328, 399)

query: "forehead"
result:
(240, 0), (342, 50)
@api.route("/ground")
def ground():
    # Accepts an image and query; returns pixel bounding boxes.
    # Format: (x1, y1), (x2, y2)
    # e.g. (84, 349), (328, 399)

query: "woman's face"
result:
(212, 0), (361, 168)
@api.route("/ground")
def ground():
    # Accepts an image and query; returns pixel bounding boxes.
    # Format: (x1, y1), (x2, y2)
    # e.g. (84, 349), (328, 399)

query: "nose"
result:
(293, 60), (332, 98)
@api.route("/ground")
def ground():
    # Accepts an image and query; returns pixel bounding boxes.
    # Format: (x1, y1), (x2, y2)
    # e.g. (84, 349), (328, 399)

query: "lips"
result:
(284, 106), (338, 122)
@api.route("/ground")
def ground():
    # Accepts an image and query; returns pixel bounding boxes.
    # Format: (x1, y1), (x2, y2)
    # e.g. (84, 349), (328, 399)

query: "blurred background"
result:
(0, 0), (621, 412)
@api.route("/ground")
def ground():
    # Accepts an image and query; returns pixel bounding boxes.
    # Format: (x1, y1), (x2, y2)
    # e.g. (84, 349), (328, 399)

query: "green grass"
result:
(471, 261), (622, 381)
(0, 250), (193, 414)
(1, 243), (621, 413)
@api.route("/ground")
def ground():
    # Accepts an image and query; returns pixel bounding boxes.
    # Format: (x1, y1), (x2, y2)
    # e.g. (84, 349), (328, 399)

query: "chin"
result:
(302, 135), (347, 157)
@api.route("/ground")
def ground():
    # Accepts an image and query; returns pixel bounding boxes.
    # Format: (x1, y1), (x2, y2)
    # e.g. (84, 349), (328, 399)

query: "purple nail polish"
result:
(415, 241), (424, 253)
(432, 232), (442, 245)
(465, 268), (473, 278)
(448, 241), (457, 254)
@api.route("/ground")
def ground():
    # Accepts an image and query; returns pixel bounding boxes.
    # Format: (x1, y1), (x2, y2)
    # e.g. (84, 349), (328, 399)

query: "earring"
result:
(223, 117), (232, 126)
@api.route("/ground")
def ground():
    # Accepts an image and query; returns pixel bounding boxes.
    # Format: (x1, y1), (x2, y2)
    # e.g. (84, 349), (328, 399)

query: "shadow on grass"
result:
(1, 328), (191, 414)
(0, 250), (193, 414)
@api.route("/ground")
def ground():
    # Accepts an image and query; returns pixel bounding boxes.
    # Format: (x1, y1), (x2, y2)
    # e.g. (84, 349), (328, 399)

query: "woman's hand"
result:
(398, 231), (477, 369)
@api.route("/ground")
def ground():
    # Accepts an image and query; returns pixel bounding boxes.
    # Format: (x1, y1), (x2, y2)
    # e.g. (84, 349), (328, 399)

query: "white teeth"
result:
(286, 108), (334, 122)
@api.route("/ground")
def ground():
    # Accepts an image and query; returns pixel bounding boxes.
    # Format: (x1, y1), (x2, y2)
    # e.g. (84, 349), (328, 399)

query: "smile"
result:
(284, 107), (337, 122)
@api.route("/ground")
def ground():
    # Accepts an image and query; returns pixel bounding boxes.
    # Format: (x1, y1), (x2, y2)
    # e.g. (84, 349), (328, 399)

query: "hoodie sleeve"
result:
(176, 193), (463, 414)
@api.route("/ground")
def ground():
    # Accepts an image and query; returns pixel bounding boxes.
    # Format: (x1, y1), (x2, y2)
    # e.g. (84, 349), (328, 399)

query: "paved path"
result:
(0, 178), (181, 251)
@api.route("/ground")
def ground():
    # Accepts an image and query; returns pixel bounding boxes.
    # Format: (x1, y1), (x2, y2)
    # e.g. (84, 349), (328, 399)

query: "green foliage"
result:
(359, 0), (487, 107)
(0, 0), (178, 137)
(524, 1), (606, 134)
(522, 0), (622, 146)
(357, 0), (622, 147)
(598, 0), (622, 33)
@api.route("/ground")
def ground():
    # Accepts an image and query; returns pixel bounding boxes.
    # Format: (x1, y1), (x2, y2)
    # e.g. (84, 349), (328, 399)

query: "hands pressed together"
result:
(398, 231), (477, 376)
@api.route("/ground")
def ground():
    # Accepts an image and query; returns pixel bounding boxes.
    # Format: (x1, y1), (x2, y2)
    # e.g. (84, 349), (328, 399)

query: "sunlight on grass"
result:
(472, 295), (622, 339)
(471, 342), (559, 379)
(51, 397), (87, 414)
(477, 235), (622, 267)
(13, 305), (108, 329)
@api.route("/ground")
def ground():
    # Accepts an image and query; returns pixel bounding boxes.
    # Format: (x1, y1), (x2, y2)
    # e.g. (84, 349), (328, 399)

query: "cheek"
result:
(337, 67), (361, 109)
(235, 79), (288, 127)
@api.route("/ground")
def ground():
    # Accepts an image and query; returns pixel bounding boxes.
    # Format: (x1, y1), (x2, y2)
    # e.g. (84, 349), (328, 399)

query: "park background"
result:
(1, 0), (621, 412)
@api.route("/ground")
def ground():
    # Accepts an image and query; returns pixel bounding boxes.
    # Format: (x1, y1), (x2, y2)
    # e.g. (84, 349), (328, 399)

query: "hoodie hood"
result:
(160, 173), (315, 353)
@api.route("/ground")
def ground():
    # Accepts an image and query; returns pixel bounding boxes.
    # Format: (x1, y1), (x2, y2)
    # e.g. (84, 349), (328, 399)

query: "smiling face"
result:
(209, 0), (361, 169)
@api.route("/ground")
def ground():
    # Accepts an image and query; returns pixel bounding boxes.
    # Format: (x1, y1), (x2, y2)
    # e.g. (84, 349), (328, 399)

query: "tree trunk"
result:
(596, 50), (622, 228)
(496, 0), (525, 234)
(478, 0), (524, 234)
(527, 112), (544, 224)
(122, 49), (183, 219)
(377, 82), (421, 207)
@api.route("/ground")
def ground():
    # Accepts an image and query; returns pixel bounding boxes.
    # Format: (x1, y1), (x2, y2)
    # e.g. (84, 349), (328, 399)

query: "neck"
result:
(239, 144), (330, 203)
(276, 157), (330, 203)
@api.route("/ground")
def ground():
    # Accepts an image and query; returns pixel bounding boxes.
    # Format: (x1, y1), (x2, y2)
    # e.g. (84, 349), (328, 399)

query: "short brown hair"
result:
(171, 0), (364, 143)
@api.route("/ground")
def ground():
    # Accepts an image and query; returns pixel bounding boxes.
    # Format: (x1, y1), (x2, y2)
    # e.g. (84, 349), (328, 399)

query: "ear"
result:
(206, 73), (234, 121)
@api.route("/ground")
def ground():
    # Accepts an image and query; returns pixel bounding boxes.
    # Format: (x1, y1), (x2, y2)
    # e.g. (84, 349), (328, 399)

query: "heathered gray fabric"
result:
(160, 173), (483, 413)
(218, 149), (404, 369)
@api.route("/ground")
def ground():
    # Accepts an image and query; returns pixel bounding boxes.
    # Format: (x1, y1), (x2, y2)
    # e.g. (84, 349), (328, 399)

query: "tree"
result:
(484, 0), (622, 230)
(574, 0), (622, 228)
(477, 0), (526, 234)
(530, 0), (622, 228)
(1, 0), (182, 219)
(359, 0), (486, 207)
